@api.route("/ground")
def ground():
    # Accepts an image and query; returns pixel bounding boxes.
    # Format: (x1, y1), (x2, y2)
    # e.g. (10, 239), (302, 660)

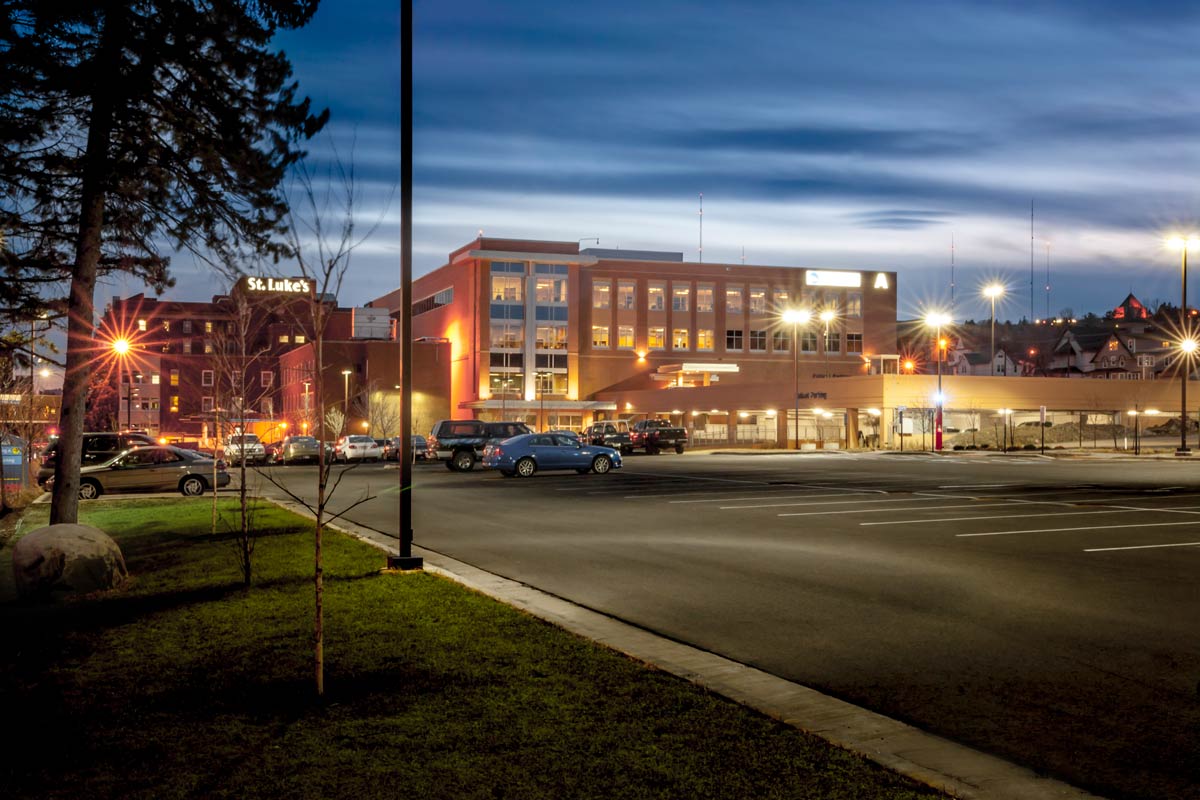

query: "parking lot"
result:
(255, 450), (1199, 800)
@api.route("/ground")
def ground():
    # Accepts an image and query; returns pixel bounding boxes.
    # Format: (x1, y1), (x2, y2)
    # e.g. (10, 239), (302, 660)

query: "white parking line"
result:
(936, 483), (1023, 489)
(780, 501), (1024, 518)
(957, 520), (1200, 538)
(863, 508), (1143, 526)
(723, 496), (938, 511)
(667, 489), (888, 503)
(1084, 541), (1200, 552)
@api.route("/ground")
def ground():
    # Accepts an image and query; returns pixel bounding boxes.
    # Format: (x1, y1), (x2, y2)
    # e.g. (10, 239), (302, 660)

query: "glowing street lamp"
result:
(983, 284), (1004, 375)
(925, 312), (951, 451)
(112, 338), (132, 430)
(1168, 236), (1200, 455)
(781, 308), (812, 449)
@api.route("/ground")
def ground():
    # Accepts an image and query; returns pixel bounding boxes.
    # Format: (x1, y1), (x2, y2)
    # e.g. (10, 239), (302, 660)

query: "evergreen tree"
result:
(0, 1), (327, 522)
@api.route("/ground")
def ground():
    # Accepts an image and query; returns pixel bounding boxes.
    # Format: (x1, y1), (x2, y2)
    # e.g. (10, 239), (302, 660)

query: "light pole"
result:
(819, 309), (835, 378)
(925, 313), (951, 451)
(1168, 236), (1199, 455)
(983, 284), (1004, 375)
(112, 338), (131, 431)
(782, 309), (811, 449)
(536, 370), (549, 431)
(341, 368), (352, 433)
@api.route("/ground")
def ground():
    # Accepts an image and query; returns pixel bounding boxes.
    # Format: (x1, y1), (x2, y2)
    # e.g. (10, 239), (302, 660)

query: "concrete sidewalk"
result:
(268, 497), (1103, 800)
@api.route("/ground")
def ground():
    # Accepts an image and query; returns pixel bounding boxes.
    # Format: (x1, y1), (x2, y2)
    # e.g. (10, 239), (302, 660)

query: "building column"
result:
(846, 409), (860, 449)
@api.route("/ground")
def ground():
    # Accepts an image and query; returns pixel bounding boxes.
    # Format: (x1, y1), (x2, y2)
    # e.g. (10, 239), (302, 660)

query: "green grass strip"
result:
(0, 498), (945, 799)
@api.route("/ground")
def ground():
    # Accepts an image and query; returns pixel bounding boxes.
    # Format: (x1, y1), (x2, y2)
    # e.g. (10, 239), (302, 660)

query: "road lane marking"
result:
(779, 501), (1024, 518)
(667, 490), (887, 503)
(1084, 541), (1200, 552)
(722, 496), (939, 510)
(936, 483), (1022, 489)
(957, 520), (1200, 538)
(863, 508), (1143, 526)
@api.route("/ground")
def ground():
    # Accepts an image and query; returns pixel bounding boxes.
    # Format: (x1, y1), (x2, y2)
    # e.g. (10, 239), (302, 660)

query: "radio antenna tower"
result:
(1045, 242), (1052, 319)
(950, 233), (956, 312)
(698, 192), (703, 263)
(1030, 199), (1035, 321)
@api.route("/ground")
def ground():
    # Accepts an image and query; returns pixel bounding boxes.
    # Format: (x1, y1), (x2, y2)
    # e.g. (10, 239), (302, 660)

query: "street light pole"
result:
(1181, 244), (1191, 456)
(984, 284), (1003, 375)
(341, 368), (352, 433)
(925, 312), (951, 451)
(819, 309), (834, 378)
(782, 309), (811, 449)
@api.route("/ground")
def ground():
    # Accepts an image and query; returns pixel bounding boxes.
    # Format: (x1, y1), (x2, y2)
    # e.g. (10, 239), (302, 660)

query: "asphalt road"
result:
(250, 452), (1200, 800)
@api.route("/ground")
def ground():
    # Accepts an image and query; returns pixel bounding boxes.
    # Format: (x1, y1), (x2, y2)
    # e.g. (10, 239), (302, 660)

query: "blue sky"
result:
(135, 0), (1200, 325)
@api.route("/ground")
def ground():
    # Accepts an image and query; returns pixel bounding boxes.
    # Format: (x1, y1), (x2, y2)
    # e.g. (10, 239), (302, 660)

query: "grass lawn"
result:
(0, 498), (946, 799)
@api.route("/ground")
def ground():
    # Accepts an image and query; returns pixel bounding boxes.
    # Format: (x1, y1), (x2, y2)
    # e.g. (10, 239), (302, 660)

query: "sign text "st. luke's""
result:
(244, 276), (311, 294)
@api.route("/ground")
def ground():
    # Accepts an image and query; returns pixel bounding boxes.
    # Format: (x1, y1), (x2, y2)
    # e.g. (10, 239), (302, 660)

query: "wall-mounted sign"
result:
(243, 276), (311, 294)
(805, 270), (861, 288)
(873, 273), (890, 290)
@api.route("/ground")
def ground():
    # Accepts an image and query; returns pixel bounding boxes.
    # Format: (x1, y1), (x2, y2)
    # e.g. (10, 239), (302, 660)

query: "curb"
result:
(262, 496), (1104, 800)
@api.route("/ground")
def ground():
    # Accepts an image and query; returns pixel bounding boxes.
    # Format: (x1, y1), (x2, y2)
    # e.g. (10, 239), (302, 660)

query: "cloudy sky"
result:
(139, 0), (1200, 324)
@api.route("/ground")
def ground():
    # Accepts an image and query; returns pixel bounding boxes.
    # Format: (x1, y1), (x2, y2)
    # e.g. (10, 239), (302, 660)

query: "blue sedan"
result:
(482, 433), (622, 477)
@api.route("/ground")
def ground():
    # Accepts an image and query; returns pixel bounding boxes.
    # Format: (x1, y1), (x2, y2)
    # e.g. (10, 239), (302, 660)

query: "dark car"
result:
(428, 419), (533, 471)
(37, 431), (158, 486)
(482, 433), (622, 477)
(383, 435), (429, 462)
(46, 445), (230, 500)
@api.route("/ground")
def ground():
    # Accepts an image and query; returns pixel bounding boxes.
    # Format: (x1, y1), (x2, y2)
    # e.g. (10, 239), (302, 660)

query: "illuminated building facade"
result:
(370, 237), (899, 430)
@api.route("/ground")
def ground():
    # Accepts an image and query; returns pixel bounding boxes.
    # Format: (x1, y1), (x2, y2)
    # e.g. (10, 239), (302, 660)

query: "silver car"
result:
(60, 445), (231, 500)
(279, 435), (321, 465)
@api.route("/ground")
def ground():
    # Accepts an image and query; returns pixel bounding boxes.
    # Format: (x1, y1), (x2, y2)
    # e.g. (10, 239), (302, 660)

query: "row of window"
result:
(592, 280), (862, 318)
(590, 326), (863, 354)
(123, 369), (275, 387)
(412, 287), (454, 317)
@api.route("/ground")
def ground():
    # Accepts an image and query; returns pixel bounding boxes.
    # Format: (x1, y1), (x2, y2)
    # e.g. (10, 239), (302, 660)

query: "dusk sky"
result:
(125, 0), (1200, 325)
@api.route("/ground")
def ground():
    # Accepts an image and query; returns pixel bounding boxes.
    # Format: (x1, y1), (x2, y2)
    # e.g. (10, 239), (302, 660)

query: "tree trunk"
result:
(314, 336), (325, 696)
(51, 11), (120, 525)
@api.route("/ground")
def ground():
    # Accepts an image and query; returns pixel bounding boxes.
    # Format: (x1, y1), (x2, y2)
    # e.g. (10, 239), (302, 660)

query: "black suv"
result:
(428, 420), (532, 471)
(38, 431), (158, 486)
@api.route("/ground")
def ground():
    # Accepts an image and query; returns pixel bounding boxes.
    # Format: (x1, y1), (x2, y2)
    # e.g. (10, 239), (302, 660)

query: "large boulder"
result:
(12, 524), (128, 599)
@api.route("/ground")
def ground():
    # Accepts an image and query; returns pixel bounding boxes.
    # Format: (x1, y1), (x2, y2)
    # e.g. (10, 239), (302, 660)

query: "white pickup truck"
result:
(223, 433), (266, 465)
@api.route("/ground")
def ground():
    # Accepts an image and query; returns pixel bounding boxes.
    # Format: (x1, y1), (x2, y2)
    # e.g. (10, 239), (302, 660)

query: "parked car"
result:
(334, 434), (383, 462)
(585, 421), (633, 454)
(37, 431), (157, 485)
(482, 433), (622, 477)
(45, 445), (230, 500)
(629, 419), (689, 454)
(383, 435), (429, 462)
(262, 441), (283, 464)
(279, 435), (321, 464)
(223, 433), (266, 465)
(428, 419), (533, 471)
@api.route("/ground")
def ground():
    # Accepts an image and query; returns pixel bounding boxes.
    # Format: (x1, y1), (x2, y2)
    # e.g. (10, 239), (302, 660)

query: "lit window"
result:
(647, 283), (665, 312)
(201, 370), (214, 387)
(151, 373), (160, 385)
(492, 322), (523, 349)
(279, 334), (289, 344)
(672, 329), (689, 350)
(491, 275), (523, 302)
(593, 281), (610, 309)
(295, 334), (306, 344)
(182, 339), (191, 354)
(648, 326), (665, 350)
(204, 340), (213, 354)
(773, 288), (789, 308)
(592, 326), (610, 348)
(617, 281), (636, 310)
(535, 277), (567, 304)
(846, 292), (862, 318)
(672, 284), (690, 313)
(617, 325), (635, 349)
(205, 321), (213, 333)
(170, 370), (180, 387)
(697, 329), (714, 351)
(726, 287), (744, 314)
(137, 319), (147, 331)
(749, 288), (767, 315)
(749, 330), (767, 351)
(1107, 340), (1119, 351)
(696, 285), (714, 313)
(161, 320), (170, 332)
(535, 324), (566, 350)
(170, 395), (179, 409)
